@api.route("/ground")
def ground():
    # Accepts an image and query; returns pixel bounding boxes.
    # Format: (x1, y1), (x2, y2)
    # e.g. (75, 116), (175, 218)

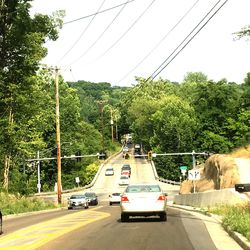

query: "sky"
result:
(30, 0), (250, 87)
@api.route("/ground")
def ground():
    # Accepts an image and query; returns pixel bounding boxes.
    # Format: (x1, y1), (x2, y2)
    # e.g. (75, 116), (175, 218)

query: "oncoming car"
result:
(68, 194), (89, 210)
(120, 183), (167, 222)
(105, 167), (114, 176)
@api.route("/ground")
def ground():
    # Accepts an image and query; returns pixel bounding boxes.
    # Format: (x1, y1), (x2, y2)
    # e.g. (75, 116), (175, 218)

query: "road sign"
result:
(188, 169), (201, 180)
(180, 166), (188, 170)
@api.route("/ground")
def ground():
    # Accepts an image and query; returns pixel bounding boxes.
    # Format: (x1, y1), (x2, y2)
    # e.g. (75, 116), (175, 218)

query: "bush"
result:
(209, 203), (250, 241)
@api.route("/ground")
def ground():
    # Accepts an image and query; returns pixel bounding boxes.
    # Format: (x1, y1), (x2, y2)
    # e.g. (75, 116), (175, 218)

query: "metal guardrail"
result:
(150, 159), (181, 186)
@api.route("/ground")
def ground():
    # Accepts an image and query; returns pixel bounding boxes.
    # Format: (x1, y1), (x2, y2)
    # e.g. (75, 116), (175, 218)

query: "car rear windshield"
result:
(125, 185), (161, 193)
(70, 195), (85, 199)
(85, 193), (96, 197)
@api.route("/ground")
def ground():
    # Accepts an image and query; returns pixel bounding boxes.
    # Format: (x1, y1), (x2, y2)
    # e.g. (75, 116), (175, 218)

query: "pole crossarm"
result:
(26, 154), (103, 162)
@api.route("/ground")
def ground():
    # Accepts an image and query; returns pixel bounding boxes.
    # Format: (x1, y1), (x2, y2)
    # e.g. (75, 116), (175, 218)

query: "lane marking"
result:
(0, 209), (110, 249)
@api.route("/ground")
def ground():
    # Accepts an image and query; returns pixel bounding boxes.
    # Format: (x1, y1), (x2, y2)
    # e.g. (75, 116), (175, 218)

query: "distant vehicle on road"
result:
(109, 193), (121, 205)
(123, 146), (129, 152)
(84, 192), (98, 205)
(68, 194), (89, 210)
(120, 183), (167, 222)
(121, 164), (131, 177)
(119, 175), (130, 186)
(134, 144), (142, 158)
(105, 167), (114, 176)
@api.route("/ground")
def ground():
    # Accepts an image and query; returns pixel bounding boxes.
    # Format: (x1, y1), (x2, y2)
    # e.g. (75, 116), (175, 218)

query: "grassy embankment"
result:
(209, 203), (250, 241)
(0, 192), (60, 216)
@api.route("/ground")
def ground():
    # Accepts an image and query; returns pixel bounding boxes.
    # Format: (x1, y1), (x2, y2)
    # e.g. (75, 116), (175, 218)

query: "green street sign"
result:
(180, 166), (188, 170)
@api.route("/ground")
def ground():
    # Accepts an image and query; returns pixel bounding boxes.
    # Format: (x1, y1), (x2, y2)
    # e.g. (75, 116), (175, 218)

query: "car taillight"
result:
(158, 195), (166, 201)
(121, 196), (129, 202)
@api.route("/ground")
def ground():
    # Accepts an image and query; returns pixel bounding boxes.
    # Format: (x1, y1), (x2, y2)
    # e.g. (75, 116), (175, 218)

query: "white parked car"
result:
(119, 175), (130, 186)
(120, 183), (167, 222)
(109, 193), (121, 205)
(105, 167), (114, 176)
(68, 194), (89, 209)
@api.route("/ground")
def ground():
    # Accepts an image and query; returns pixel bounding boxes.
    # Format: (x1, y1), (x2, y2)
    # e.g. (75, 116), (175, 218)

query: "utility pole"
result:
(97, 101), (105, 151)
(55, 67), (62, 204)
(110, 108), (114, 143)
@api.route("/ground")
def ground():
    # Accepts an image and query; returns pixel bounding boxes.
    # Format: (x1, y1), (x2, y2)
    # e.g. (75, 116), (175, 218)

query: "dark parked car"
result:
(84, 192), (98, 205)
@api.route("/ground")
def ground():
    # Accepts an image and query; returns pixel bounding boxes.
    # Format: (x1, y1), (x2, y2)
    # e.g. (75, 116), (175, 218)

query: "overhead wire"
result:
(95, 0), (157, 61)
(57, 0), (107, 64)
(63, 0), (136, 25)
(67, 0), (131, 67)
(146, 0), (229, 82)
(116, 0), (200, 84)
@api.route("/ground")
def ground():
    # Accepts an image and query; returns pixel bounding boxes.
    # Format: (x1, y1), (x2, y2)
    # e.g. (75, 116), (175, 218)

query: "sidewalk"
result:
(171, 204), (250, 250)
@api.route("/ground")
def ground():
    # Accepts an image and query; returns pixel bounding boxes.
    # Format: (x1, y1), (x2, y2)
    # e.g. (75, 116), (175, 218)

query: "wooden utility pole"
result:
(97, 101), (105, 151)
(110, 108), (114, 143)
(55, 67), (62, 204)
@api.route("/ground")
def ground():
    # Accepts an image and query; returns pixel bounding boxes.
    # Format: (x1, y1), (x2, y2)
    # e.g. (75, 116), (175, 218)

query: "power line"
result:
(96, 0), (157, 61)
(67, 0), (131, 67)
(63, 0), (136, 25)
(57, 0), (107, 64)
(116, 0), (200, 84)
(147, 0), (229, 82)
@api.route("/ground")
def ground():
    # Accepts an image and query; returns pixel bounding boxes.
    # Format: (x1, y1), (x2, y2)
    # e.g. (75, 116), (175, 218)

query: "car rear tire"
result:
(121, 213), (129, 222)
(160, 213), (167, 221)
(109, 202), (112, 206)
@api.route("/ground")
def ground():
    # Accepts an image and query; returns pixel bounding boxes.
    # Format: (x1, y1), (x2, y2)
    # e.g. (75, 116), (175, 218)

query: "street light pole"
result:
(55, 67), (62, 204)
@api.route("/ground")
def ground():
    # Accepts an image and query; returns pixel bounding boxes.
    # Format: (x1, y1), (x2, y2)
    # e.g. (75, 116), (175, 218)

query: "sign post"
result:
(75, 177), (80, 188)
(188, 169), (201, 193)
(180, 166), (188, 180)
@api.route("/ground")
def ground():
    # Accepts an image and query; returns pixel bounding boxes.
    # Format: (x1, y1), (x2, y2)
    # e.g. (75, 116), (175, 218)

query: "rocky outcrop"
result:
(180, 154), (242, 194)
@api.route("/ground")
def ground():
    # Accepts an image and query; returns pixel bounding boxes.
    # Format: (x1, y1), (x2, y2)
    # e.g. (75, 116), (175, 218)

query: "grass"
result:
(0, 192), (60, 216)
(209, 203), (250, 241)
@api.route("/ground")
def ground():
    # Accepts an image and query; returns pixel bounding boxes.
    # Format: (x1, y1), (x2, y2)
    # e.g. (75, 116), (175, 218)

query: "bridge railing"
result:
(150, 158), (181, 186)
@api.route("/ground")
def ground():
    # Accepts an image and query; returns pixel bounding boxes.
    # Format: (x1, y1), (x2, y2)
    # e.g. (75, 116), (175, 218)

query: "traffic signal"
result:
(76, 151), (81, 162)
(98, 151), (106, 160)
(148, 151), (152, 159)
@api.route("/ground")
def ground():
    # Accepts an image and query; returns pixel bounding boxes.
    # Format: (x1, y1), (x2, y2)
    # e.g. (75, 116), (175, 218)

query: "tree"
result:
(0, 0), (64, 190)
(183, 72), (208, 84)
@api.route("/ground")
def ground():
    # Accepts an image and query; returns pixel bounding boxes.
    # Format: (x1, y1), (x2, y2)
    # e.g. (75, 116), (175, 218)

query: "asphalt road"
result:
(37, 205), (217, 250)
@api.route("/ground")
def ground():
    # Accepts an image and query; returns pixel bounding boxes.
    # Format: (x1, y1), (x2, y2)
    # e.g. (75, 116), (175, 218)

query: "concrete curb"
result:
(170, 204), (250, 250)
